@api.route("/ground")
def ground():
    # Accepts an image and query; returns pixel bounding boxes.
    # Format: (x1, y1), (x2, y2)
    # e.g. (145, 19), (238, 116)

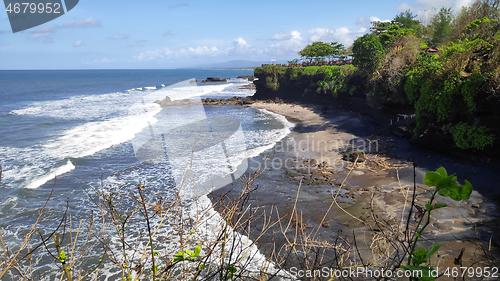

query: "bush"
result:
(446, 122), (495, 150)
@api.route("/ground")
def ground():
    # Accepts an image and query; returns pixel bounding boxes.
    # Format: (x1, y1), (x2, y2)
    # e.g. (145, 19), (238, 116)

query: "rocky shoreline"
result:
(210, 100), (500, 274)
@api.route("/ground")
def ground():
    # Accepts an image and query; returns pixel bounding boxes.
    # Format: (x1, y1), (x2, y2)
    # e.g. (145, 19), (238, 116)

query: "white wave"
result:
(24, 160), (75, 189)
(8, 91), (131, 120)
(256, 108), (295, 130)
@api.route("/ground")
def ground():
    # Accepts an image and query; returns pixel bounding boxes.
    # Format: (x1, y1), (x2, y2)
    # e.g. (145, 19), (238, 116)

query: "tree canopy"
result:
(298, 41), (345, 61)
(352, 34), (384, 71)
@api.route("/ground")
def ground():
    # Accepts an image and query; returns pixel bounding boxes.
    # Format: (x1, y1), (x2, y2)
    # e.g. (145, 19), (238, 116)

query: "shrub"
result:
(446, 122), (495, 150)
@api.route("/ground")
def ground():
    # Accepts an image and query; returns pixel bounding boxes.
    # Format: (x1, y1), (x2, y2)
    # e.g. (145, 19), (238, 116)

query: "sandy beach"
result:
(210, 100), (500, 277)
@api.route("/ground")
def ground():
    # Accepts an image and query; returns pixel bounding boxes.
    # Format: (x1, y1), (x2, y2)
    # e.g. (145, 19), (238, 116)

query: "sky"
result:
(0, 0), (475, 69)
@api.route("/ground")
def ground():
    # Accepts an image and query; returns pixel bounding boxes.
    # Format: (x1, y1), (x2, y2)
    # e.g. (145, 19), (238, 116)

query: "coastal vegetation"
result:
(254, 0), (500, 154)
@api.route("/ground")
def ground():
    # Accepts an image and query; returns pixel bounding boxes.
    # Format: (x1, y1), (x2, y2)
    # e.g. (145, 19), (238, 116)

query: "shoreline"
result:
(210, 99), (500, 274)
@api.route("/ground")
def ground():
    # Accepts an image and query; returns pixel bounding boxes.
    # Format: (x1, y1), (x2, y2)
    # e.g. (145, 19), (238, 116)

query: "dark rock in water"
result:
(202, 96), (255, 105)
(343, 150), (366, 162)
(201, 77), (227, 83)
(154, 96), (200, 107)
(237, 75), (255, 81)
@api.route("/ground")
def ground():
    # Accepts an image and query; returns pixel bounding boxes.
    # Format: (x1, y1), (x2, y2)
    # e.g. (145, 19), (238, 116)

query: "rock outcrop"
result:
(154, 96), (201, 107)
(202, 96), (255, 105)
(201, 77), (227, 83)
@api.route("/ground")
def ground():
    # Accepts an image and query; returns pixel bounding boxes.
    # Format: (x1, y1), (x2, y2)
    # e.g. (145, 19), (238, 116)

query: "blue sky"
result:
(0, 0), (474, 69)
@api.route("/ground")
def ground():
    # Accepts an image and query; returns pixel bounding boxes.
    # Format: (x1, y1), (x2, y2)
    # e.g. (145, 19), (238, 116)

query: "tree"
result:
(429, 7), (454, 46)
(352, 34), (385, 72)
(370, 21), (392, 35)
(330, 42), (345, 55)
(298, 41), (335, 61)
(393, 9), (421, 30)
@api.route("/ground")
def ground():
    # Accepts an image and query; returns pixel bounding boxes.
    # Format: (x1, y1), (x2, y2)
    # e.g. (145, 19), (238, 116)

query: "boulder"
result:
(236, 75), (255, 81)
(201, 77), (227, 83)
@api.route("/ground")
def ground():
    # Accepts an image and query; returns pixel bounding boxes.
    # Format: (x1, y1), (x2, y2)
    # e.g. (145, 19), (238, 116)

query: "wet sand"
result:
(209, 101), (500, 277)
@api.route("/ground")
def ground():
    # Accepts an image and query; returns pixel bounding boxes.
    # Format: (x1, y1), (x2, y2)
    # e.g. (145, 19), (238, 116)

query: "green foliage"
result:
(447, 122), (495, 150)
(58, 251), (67, 263)
(461, 71), (485, 112)
(404, 167), (473, 280)
(352, 34), (385, 72)
(173, 245), (201, 263)
(316, 65), (356, 96)
(298, 41), (345, 62)
(302, 66), (320, 75)
(423, 167), (473, 200)
(379, 24), (414, 46)
(265, 76), (280, 91)
(467, 17), (491, 30)
(429, 7), (454, 46)
(298, 42), (335, 61)
(288, 67), (302, 81)
(370, 21), (392, 35)
(393, 9), (421, 31)
(224, 264), (237, 280)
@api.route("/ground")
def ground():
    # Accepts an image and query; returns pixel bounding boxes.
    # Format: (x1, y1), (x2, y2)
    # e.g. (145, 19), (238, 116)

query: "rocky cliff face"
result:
(253, 69), (330, 103)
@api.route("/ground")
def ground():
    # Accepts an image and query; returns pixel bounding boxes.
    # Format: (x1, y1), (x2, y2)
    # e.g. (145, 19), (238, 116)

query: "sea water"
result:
(0, 69), (294, 280)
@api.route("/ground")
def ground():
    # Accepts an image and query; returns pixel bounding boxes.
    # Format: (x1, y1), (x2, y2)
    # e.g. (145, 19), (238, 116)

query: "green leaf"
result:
(199, 263), (205, 269)
(424, 242), (442, 261)
(194, 245), (201, 257)
(153, 252), (159, 256)
(425, 203), (432, 211)
(424, 167), (473, 201)
(423, 171), (442, 186)
(58, 251), (67, 263)
(225, 265), (237, 273)
(412, 247), (427, 265)
(173, 251), (186, 263)
(435, 167), (448, 178)
(186, 250), (194, 257)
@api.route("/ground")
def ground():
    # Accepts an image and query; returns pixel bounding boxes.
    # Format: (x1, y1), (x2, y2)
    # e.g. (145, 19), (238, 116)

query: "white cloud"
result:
(356, 16), (390, 27)
(265, 30), (304, 55)
(356, 16), (369, 26)
(233, 37), (248, 47)
(369, 16), (390, 23)
(109, 34), (129, 40)
(163, 30), (173, 36)
(308, 27), (367, 46)
(134, 45), (219, 61)
(62, 17), (101, 28)
(396, 0), (473, 13)
(270, 32), (293, 41)
(73, 40), (85, 47)
(29, 24), (56, 43)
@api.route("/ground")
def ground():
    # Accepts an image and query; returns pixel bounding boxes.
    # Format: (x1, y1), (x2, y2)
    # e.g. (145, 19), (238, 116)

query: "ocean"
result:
(0, 69), (294, 280)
